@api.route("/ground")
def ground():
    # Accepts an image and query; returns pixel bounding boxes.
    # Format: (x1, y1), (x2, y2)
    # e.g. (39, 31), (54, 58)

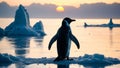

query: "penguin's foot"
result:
(54, 57), (64, 62)
(54, 57), (73, 62)
(67, 57), (73, 61)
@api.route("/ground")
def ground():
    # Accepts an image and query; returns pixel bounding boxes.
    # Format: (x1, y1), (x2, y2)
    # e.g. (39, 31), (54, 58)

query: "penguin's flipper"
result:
(48, 34), (58, 50)
(70, 34), (80, 49)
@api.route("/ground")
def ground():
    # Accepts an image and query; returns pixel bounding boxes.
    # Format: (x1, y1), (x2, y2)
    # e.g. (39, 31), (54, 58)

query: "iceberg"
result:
(78, 54), (120, 67)
(0, 53), (120, 67)
(4, 5), (38, 36)
(33, 21), (46, 36)
(0, 27), (4, 36)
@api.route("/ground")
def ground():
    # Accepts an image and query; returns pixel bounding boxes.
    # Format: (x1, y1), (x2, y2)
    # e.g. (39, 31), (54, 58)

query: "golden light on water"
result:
(56, 6), (64, 12)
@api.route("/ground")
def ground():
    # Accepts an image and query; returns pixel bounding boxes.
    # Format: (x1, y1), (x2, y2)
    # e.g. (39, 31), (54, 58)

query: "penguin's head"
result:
(63, 17), (76, 24)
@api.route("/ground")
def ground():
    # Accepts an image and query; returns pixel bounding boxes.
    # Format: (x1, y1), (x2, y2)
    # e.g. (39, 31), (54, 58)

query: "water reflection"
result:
(6, 36), (45, 57)
(15, 63), (26, 68)
(7, 36), (30, 57)
(82, 64), (106, 68)
(34, 36), (44, 46)
(109, 29), (113, 46)
(57, 64), (106, 68)
(0, 36), (3, 41)
(109, 26), (113, 30)
(6, 36), (44, 68)
(57, 64), (69, 68)
(83, 66), (105, 68)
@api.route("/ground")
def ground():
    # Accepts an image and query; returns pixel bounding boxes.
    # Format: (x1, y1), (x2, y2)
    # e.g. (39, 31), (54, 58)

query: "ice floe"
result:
(0, 53), (120, 67)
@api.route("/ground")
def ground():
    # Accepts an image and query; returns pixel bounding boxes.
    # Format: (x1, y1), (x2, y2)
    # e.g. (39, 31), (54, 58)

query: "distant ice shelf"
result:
(84, 18), (120, 30)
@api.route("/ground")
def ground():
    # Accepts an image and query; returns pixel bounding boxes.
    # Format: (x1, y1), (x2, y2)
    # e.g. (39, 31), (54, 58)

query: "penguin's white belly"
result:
(66, 38), (71, 57)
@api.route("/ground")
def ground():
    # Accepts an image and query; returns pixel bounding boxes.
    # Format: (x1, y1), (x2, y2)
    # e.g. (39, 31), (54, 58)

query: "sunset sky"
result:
(0, 0), (120, 7)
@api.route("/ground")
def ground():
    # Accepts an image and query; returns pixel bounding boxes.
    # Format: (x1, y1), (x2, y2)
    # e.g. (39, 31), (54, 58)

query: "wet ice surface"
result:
(0, 53), (120, 67)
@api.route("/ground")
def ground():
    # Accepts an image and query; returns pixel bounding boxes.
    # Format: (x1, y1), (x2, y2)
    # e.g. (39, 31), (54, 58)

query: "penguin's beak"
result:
(71, 19), (76, 22)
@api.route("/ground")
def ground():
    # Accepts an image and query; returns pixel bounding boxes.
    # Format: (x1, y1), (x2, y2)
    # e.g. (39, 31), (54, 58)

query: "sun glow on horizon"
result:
(56, 6), (64, 12)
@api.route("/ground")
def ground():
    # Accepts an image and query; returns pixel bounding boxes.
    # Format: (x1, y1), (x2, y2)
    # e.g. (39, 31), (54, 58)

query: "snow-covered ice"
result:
(0, 53), (120, 67)
(4, 5), (38, 36)
(33, 21), (46, 36)
(0, 53), (19, 66)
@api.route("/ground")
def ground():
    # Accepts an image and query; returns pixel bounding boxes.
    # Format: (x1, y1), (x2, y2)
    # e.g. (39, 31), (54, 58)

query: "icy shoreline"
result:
(0, 53), (120, 67)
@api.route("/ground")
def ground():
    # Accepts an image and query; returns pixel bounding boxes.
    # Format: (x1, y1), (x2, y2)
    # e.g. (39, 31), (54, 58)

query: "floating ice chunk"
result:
(78, 53), (120, 67)
(33, 21), (46, 36)
(0, 53), (19, 66)
(0, 53), (120, 67)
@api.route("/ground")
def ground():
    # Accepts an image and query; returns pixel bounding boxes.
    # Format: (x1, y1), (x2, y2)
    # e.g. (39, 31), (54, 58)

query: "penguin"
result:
(48, 17), (80, 61)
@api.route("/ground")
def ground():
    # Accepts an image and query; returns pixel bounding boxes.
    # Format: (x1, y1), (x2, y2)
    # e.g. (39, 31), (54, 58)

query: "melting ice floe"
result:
(0, 53), (120, 67)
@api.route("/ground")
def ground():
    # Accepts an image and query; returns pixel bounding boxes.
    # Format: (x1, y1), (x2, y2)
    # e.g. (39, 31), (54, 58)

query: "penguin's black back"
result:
(57, 21), (71, 58)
